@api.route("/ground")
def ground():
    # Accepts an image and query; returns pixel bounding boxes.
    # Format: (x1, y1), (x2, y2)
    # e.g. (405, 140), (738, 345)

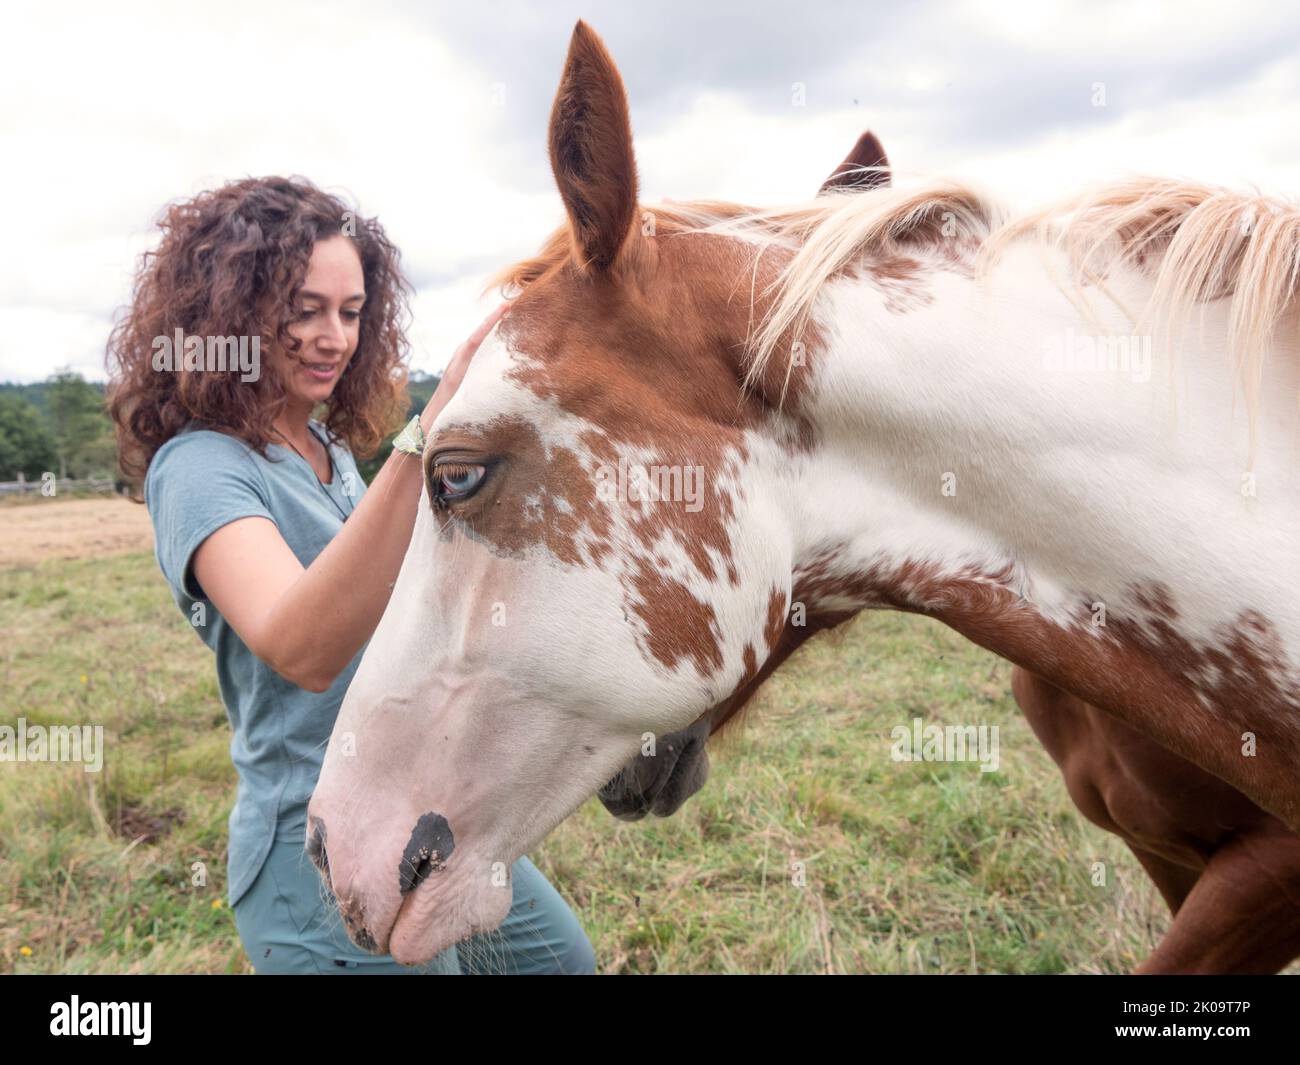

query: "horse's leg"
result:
(1123, 843), (1198, 915)
(1133, 826), (1300, 974)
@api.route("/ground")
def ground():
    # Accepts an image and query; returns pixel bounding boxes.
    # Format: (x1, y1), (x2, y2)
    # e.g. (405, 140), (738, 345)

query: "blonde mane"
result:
(988, 179), (1300, 454)
(492, 176), (1300, 448)
(691, 181), (1002, 399)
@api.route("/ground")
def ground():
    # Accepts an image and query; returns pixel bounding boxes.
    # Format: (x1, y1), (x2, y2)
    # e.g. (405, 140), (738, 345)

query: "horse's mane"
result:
(689, 181), (1001, 399)
(491, 176), (1300, 448)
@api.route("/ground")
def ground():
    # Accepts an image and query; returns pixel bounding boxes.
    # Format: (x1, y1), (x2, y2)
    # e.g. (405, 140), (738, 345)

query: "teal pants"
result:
(233, 837), (595, 974)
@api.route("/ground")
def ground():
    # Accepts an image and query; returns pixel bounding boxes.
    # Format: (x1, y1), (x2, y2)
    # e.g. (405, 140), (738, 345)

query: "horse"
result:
(307, 20), (1300, 967)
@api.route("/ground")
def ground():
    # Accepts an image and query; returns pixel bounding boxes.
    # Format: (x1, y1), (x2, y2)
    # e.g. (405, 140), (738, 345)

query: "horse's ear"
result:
(819, 131), (890, 194)
(548, 21), (639, 272)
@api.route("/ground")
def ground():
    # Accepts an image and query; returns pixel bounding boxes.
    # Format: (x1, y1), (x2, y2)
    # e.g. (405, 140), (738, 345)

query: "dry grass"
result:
(0, 496), (152, 567)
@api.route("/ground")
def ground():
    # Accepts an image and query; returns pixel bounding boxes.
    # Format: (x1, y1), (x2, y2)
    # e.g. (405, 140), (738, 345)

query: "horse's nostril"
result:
(398, 812), (456, 896)
(307, 815), (329, 875)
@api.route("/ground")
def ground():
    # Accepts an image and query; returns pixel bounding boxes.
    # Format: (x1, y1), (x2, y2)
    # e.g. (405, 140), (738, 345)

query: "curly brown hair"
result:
(107, 175), (411, 489)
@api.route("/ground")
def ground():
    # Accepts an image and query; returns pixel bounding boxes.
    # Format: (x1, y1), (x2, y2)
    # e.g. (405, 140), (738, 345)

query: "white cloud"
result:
(0, 307), (113, 382)
(939, 53), (1300, 208)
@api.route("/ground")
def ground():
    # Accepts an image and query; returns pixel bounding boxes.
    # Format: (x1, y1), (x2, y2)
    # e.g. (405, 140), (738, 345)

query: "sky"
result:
(3, 0), (1299, 384)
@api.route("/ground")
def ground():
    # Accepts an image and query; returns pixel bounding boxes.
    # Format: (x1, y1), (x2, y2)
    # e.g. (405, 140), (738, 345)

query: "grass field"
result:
(0, 497), (1177, 974)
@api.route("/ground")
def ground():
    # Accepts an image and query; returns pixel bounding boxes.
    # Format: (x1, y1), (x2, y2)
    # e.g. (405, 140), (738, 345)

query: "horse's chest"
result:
(1013, 668), (1267, 868)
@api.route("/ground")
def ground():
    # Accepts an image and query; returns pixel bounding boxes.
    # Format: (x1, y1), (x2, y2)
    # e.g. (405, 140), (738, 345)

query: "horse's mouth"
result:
(598, 729), (710, 821)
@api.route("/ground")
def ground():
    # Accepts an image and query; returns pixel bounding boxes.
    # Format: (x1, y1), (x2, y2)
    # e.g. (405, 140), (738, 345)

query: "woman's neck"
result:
(273, 401), (316, 450)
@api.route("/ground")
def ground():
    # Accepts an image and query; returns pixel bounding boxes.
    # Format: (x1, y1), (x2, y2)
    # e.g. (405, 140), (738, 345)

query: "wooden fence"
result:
(0, 476), (123, 496)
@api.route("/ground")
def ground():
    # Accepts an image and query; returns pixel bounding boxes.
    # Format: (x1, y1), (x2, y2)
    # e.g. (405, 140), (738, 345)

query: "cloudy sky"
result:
(4, 0), (1299, 383)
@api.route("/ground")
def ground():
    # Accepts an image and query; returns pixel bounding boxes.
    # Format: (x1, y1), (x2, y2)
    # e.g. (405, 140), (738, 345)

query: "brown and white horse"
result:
(308, 21), (1300, 966)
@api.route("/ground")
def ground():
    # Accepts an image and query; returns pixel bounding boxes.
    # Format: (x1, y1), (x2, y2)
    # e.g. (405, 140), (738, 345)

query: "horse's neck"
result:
(780, 242), (1300, 827)
(795, 242), (1299, 627)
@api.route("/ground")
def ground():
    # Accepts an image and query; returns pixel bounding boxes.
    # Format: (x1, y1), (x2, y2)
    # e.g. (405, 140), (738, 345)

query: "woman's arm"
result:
(192, 302), (507, 692)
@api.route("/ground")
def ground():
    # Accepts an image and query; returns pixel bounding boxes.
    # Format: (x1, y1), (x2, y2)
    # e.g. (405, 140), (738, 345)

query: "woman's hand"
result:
(420, 301), (512, 433)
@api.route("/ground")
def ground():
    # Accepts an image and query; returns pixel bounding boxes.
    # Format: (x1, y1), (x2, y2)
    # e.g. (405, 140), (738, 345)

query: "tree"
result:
(46, 369), (112, 479)
(0, 393), (58, 480)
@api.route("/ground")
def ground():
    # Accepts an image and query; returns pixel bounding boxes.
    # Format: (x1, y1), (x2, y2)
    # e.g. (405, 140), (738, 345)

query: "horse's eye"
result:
(432, 462), (486, 503)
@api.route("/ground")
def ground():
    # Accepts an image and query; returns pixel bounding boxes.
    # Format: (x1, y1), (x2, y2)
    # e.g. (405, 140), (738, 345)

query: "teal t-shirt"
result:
(144, 420), (366, 907)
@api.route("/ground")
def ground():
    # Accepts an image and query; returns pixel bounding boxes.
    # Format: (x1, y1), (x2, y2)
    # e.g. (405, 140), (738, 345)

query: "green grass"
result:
(0, 551), (1172, 974)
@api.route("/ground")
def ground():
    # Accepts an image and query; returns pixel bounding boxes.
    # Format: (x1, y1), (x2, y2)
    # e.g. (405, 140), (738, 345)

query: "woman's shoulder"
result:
(144, 426), (267, 502)
(159, 424), (256, 456)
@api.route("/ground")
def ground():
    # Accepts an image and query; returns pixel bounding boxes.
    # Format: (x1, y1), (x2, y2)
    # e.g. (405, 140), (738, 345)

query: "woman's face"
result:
(279, 235), (366, 411)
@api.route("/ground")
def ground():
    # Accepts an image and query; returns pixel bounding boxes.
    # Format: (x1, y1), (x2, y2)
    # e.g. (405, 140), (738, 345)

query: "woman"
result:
(107, 175), (595, 975)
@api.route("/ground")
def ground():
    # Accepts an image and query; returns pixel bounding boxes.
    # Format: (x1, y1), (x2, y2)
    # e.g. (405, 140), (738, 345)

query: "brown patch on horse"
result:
(627, 557), (726, 676)
(864, 255), (935, 315)
(819, 130), (890, 194)
(846, 245), (982, 318)
(763, 586), (788, 651)
(483, 239), (832, 677)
